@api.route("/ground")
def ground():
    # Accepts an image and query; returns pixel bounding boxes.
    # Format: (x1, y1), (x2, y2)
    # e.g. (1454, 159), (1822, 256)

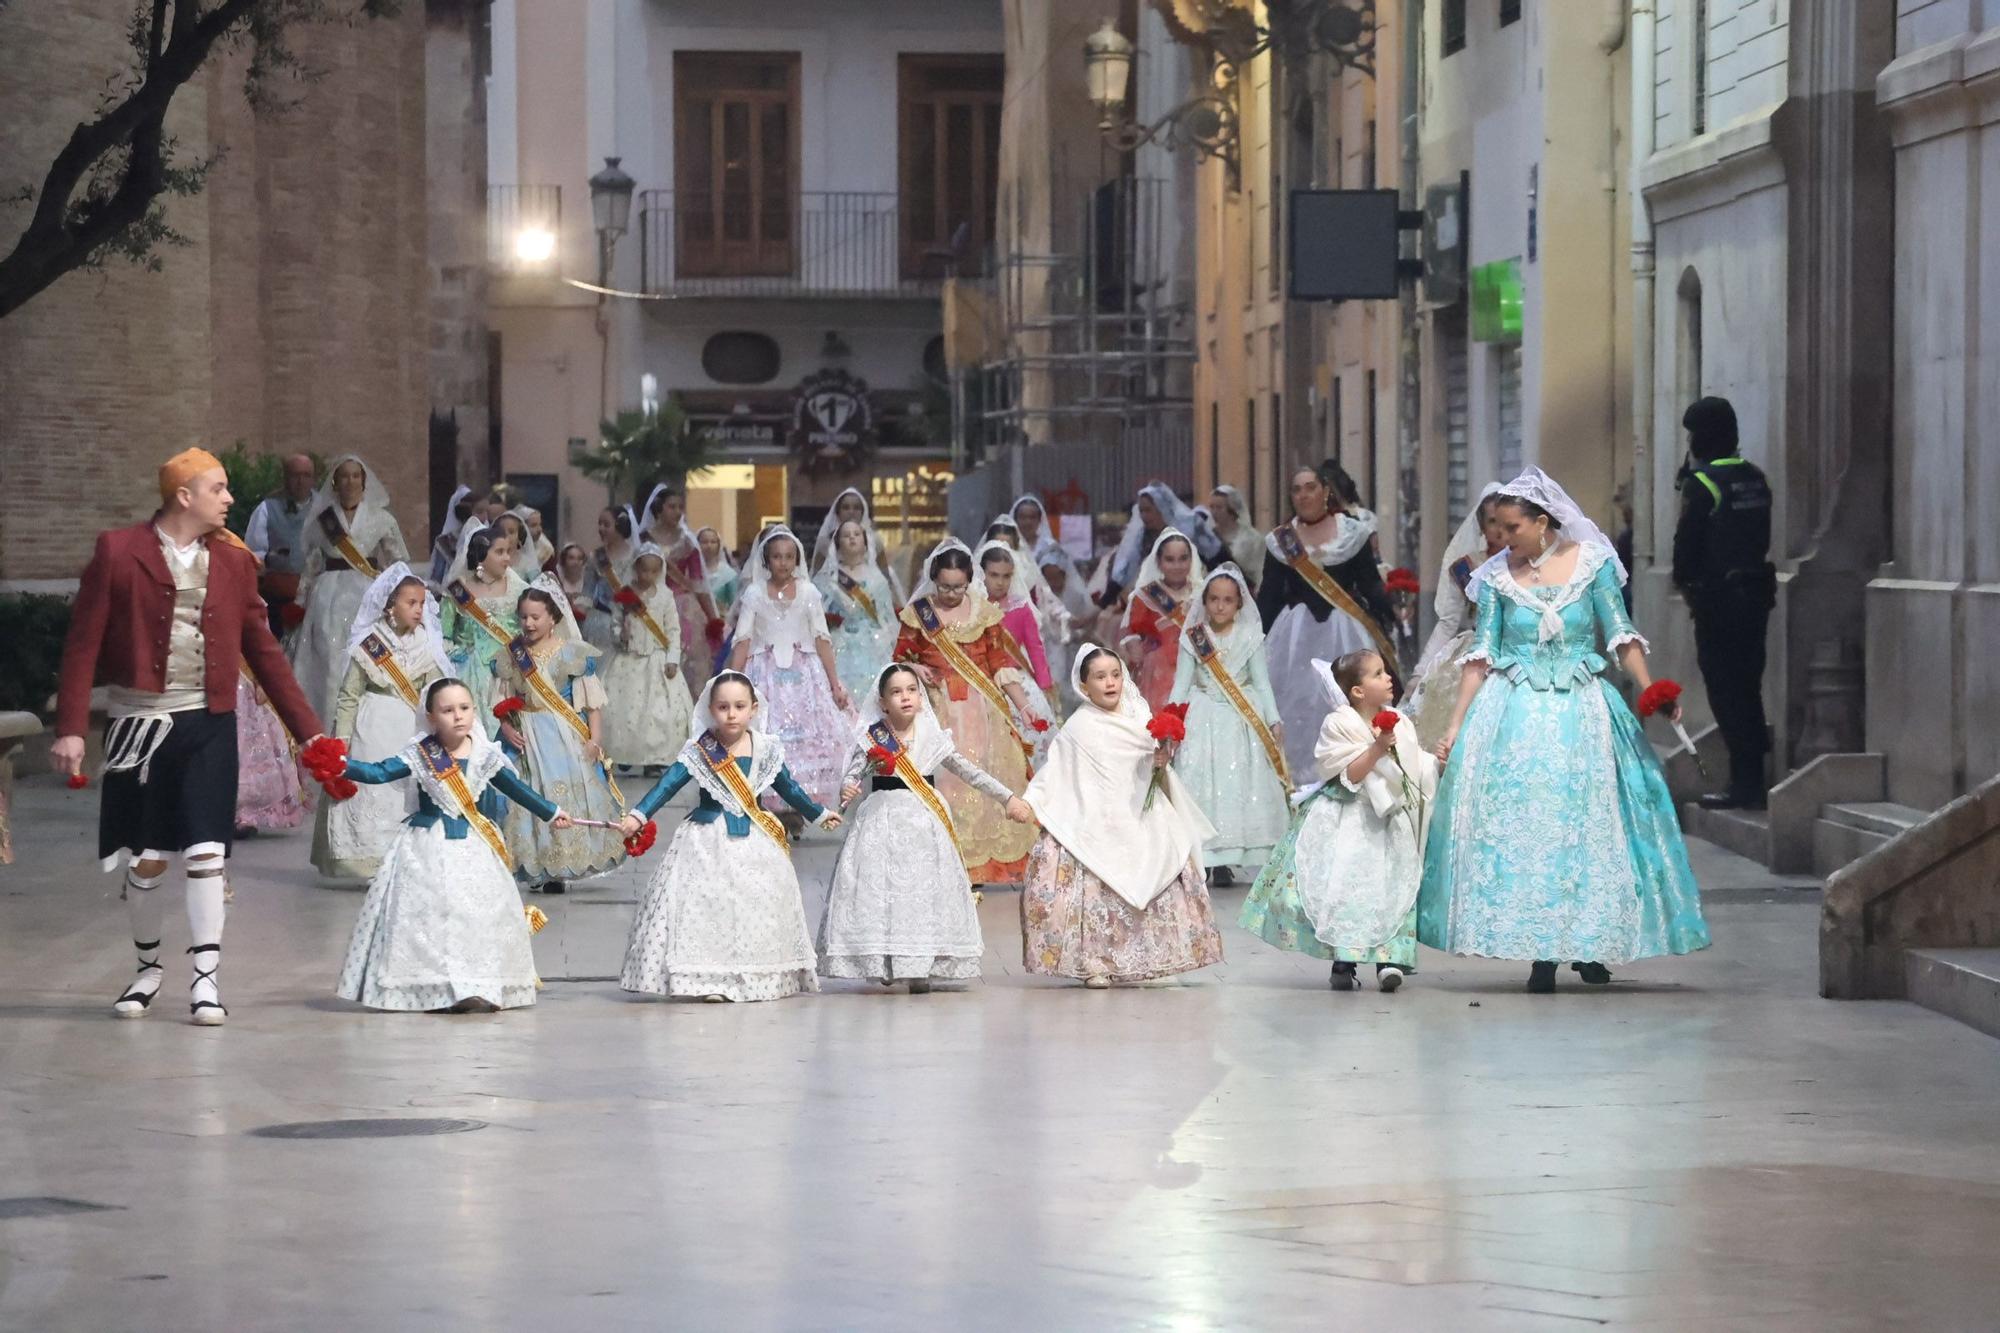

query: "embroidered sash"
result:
(836, 569), (879, 624)
(418, 736), (512, 868)
(697, 731), (789, 849)
(1137, 581), (1188, 634)
(625, 591), (676, 654)
(507, 638), (624, 804)
(360, 632), (423, 708)
(910, 598), (1031, 749)
(868, 722), (955, 841)
(1186, 624), (1289, 787)
(446, 580), (514, 648)
(593, 548), (627, 597)
(1274, 524), (1398, 663)
(318, 508), (380, 579)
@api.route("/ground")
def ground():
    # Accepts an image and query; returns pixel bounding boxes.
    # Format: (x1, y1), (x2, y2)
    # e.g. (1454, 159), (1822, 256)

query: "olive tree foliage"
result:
(0, 0), (398, 320)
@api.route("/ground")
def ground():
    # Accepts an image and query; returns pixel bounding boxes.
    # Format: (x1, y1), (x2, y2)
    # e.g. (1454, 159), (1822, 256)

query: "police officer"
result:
(1672, 397), (1776, 809)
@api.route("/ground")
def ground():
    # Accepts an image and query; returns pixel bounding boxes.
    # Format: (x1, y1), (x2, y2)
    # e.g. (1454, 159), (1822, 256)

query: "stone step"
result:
(1681, 804), (1770, 865)
(1822, 801), (1929, 839)
(1812, 817), (1889, 878)
(1905, 948), (2000, 1042)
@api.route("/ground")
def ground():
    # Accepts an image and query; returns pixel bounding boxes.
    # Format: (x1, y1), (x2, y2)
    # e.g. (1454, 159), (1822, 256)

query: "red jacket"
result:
(56, 522), (323, 741)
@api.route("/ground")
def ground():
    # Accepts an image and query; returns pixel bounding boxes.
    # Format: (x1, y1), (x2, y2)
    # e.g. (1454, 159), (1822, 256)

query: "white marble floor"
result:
(0, 773), (1995, 1331)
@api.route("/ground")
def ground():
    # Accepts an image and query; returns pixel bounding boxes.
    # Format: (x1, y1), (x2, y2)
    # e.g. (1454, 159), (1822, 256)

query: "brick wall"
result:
(0, 1), (440, 582)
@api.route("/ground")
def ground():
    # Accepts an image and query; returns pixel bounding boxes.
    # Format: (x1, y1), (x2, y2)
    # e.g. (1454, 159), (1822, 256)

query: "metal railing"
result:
(488, 185), (563, 271)
(639, 190), (959, 298)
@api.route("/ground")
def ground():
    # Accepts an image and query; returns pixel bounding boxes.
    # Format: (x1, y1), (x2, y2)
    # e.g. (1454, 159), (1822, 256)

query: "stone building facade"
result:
(0, 0), (483, 584)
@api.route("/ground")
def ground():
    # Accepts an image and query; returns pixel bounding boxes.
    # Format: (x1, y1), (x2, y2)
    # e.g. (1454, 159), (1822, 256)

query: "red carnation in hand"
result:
(1147, 708), (1187, 744)
(279, 602), (307, 629)
(1031, 717), (1050, 733)
(705, 617), (726, 642)
(1637, 679), (1683, 718)
(299, 735), (349, 781)
(613, 587), (642, 609)
(325, 776), (360, 802)
(1385, 567), (1422, 596)
(825, 611), (844, 629)
(867, 744), (897, 775)
(492, 697), (526, 723)
(622, 819), (658, 857)
(66, 773), (88, 790)
(1372, 708), (1402, 733)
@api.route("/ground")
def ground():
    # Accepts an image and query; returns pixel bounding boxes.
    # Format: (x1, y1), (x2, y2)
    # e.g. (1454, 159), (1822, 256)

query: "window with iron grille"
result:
(1443, 0), (1467, 56)
(1500, 0), (1521, 26)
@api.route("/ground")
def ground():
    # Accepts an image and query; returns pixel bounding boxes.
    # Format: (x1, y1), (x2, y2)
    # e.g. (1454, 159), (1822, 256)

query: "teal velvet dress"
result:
(1416, 547), (1711, 964)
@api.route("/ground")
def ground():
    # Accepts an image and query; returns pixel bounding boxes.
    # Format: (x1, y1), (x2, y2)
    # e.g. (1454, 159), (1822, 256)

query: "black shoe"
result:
(541, 882), (567, 895)
(1329, 962), (1360, 991)
(1207, 866), (1235, 888)
(1572, 961), (1612, 985)
(1527, 961), (1558, 993)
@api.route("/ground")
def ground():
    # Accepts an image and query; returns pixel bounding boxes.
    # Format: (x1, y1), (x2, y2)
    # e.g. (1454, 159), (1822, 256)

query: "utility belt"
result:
(1690, 563), (1777, 609)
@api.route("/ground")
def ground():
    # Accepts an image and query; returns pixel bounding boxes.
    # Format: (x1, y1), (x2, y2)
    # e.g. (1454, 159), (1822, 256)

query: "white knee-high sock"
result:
(123, 866), (167, 1000)
(184, 856), (227, 1011)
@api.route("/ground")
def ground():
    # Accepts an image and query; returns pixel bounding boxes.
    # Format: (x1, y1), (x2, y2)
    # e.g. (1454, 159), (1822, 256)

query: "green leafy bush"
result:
(0, 594), (72, 716)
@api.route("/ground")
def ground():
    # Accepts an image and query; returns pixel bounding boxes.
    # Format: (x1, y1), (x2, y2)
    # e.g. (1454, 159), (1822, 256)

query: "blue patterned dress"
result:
(1416, 547), (1711, 964)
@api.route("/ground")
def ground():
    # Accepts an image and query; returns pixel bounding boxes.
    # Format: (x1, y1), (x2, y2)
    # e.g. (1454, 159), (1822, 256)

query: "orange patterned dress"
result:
(894, 601), (1035, 884)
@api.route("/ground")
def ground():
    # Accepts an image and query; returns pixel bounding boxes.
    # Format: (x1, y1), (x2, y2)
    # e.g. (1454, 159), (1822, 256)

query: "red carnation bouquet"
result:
(301, 736), (359, 800)
(622, 819), (658, 857)
(1030, 717), (1050, 733)
(1372, 708), (1402, 734)
(613, 587), (642, 610)
(867, 743), (897, 776)
(66, 773), (88, 790)
(1636, 678), (1705, 776)
(825, 611), (845, 629)
(706, 617), (726, 642)
(492, 697), (526, 723)
(1385, 567), (1422, 596)
(1147, 702), (1189, 746)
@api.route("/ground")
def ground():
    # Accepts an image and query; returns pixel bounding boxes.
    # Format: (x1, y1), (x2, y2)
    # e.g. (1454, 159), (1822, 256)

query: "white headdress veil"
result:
(1180, 563), (1261, 655)
(1211, 484), (1247, 522)
(694, 526), (736, 573)
(345, 561), (450, 672)
(1110, 483), (1213, 589)
(439, 485), (473, 542)
(1466, 467), (1627, 602)
(1120, 527), (1207, 635)
(502, 506), (543, 578)
(854, 661), (956, 772)
(443, 518), (493, 589)
(641, 483), (708, 578)
(302, 453), (391, 538)
(973, 536), (1033, 608)
(524, 571), (584, 644)
(812, 487), (873, 574)
(909, 536), (983, 604)
(678, 669), (787, 806)
(1409, 482), (1504, 683)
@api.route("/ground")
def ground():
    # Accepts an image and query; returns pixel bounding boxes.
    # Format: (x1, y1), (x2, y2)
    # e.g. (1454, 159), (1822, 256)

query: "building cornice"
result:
(1876, 29), (2000, 146)
(1640, 105), (1789, 224)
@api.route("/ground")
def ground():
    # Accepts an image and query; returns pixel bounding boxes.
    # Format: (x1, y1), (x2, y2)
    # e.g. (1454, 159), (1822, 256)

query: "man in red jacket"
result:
(51, 448), (325, 1026)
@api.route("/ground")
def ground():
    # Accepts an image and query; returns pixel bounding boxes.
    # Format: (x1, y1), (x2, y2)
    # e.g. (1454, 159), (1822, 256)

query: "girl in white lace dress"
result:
(333, 679), (573, 1013)
(726, 527), (854, 810)
(312, 564), (450, 880)
(600, 543), (693, 768)
(290, 454), (410, 723)
(819, 664), (1034, 990)
(618, 672), (843, 1003)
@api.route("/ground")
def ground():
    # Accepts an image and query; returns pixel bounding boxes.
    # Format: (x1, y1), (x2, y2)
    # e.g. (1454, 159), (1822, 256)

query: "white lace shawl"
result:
(676, 729), (786, 817)
(397, 731), (513, 819)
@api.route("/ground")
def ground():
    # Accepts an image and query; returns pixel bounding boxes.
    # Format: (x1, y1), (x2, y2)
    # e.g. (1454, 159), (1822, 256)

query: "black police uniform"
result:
(1671, 457), (1776, 803)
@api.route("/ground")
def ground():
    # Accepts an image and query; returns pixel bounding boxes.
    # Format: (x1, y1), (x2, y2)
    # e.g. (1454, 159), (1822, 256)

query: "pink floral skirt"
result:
(235, 674), (309, 830)
(741, 647), (853, 808)
(1019, 832), (1223, 981)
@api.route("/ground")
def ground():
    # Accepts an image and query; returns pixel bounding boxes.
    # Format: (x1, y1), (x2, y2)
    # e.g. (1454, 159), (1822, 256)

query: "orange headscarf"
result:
(158, 447), (224, 502)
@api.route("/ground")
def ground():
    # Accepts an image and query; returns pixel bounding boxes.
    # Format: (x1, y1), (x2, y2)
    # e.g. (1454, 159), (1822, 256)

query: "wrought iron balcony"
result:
(639, 190), (965, 298)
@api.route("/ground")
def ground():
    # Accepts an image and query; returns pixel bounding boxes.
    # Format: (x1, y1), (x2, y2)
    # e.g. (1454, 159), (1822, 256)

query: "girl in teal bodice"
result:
(1419, 469), (1711, 993)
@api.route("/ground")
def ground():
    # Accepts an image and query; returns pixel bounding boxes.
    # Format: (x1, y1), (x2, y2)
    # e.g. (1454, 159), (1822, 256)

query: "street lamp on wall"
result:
(588, 155), (636, 287)
(1085, 19), (1242, 184)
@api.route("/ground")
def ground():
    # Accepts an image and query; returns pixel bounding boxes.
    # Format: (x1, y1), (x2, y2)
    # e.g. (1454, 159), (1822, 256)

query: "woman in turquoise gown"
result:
(1418, 468), (1710, 992)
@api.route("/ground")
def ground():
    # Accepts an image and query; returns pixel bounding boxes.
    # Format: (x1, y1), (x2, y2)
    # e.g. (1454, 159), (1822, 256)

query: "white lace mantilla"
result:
(676, 730), (785, 817)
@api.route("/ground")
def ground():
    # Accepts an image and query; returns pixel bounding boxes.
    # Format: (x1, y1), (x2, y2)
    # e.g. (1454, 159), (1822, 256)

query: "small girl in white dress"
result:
(618, 671), (844, 1003)
(819, 663), (1034, 991)
(726, 526), (854, 811)
(1240, 650), (1438, 992)
(333, 678), (573, 1013)
(600, 542), (694, 769)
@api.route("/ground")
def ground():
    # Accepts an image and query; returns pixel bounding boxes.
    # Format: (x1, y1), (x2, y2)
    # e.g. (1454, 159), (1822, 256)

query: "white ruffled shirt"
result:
(734, 578), (831, 670)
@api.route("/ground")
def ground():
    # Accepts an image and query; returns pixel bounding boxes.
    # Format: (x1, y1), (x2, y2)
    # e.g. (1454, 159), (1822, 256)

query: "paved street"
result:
(2, 770), (1997, 1331)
